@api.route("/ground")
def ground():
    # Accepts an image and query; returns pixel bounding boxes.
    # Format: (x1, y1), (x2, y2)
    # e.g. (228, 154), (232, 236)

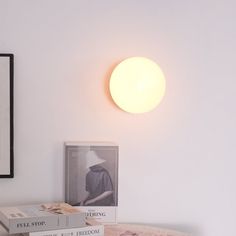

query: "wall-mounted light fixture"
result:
(109, 57), (166, 113)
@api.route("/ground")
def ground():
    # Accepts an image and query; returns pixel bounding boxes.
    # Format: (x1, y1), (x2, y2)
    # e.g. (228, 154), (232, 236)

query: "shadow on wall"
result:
(103, 60), (122, 110)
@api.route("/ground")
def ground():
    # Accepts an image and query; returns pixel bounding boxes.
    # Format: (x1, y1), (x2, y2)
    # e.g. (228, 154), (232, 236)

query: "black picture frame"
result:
(0, 54), (14, 178)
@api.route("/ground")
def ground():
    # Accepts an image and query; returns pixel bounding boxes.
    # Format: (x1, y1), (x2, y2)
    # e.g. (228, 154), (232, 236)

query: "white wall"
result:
(0, 1), (236, 235)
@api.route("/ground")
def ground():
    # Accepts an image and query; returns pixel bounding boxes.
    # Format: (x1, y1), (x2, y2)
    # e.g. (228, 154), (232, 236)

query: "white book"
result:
(65, 142), (119, 224)
(0, 203), (86, 234)
(24, 219), (104, 236)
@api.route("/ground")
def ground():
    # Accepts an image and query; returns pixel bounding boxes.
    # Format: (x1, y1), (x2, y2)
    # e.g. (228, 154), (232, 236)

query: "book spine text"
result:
(26, 225), (104, 236)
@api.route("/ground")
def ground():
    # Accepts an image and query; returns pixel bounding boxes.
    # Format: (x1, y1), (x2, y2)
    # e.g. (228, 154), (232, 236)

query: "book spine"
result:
(25, 224), (104, 236)
(8, 212), (86, 234)
(9, 215), (56, 234)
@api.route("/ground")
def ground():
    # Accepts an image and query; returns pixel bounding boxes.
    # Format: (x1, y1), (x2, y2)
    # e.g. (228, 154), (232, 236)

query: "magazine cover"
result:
(65, 142), (119, 224)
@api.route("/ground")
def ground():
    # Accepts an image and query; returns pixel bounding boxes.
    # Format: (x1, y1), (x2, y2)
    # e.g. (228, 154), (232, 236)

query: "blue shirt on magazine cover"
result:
(85, 165), (114, 206)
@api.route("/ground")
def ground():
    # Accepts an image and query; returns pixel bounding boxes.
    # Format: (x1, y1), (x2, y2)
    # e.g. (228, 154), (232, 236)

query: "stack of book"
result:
(0, 203), (104, 236)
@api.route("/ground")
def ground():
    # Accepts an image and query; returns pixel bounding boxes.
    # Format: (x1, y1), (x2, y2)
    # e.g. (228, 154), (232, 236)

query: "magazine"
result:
(65, 142), (119, 224)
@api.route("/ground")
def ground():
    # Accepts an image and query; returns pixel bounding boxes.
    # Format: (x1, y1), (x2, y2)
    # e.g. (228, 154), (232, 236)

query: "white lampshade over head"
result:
(85, 150), (106, 169)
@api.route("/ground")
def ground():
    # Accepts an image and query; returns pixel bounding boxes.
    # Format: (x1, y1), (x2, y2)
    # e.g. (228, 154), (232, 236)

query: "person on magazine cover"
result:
(80, 150), (114, 206)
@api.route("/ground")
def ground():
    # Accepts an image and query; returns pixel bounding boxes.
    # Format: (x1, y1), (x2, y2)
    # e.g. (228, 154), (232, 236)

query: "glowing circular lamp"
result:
(109, 57), (166, 113)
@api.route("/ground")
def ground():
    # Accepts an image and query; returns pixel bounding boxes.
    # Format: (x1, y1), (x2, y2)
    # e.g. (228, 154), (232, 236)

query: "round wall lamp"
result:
(109, 57), (166, 113)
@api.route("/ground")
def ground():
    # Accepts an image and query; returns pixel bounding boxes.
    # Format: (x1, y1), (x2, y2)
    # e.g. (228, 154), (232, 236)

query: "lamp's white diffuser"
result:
(110, 57), (166, 113)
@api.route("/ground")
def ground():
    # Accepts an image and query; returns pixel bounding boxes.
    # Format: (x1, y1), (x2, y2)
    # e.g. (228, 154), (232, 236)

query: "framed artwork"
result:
(65, 142), (118, 224)
(0, 54), (14, 178)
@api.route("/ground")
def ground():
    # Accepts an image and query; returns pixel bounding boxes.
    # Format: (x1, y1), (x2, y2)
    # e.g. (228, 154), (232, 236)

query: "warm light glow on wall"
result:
(109, 57), (166, 113)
